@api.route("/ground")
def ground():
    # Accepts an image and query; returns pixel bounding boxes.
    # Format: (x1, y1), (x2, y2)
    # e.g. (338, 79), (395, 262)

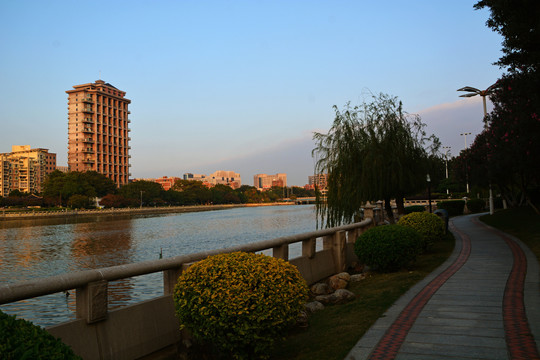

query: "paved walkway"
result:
(346, 214), (540, 360)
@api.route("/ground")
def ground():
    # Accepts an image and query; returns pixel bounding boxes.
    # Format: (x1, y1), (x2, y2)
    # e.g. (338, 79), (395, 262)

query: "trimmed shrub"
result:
(436, 200), (466, 217)
(467, 198), (486, 213)
(398, 212), (445, 251)
(173, 251), (309, 359)
(354, 225), (422, 272)
(404, 205), (426, 214)
(0, 310), (82, 359)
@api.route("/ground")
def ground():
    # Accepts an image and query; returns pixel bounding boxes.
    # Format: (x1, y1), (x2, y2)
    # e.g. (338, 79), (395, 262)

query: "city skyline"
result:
(0, 1), (503, 186)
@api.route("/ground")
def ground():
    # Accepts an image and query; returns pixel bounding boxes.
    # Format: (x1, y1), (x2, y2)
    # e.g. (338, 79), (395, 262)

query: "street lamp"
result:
(140, 191), (144, 209)
(460, 132), (471, 194)
(458, 85), (496, 215)
(443, 146), (451, 195)
(426, 174), (432, 213)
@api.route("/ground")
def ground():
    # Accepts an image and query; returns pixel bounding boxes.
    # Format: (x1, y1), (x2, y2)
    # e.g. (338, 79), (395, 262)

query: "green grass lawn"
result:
(270, 232), (455, 360)
(480, 205), (540, 262)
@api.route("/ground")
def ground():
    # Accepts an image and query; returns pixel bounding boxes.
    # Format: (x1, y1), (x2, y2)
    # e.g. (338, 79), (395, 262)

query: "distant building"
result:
(207, 170), (241, 189)
(56, 166), (69, 173)
(152, 176), (181, 191)
(0, 145), (57, 196)
(309, 174), (328, 190)
(66, 80), (131, 187)
(183, 171), (241, 189)
(253, 173), (287, 190)
(183, 173), (207, 182)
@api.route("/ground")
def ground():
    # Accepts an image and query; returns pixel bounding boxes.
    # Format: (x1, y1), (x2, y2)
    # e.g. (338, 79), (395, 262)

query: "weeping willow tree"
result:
(313, 93), (440, 228)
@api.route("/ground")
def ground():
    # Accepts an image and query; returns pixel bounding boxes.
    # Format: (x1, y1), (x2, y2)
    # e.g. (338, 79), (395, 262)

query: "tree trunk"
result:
(384, 197), (395, 223)
(395, 195), (405, 215)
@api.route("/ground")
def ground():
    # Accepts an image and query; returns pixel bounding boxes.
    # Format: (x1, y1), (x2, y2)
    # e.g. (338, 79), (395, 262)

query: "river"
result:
(0, 205), (317, 327)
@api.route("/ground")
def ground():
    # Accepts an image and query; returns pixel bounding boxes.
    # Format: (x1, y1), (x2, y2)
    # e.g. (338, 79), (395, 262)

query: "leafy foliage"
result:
(457, 1), (540, 213)
(313, 93), (440, 227)
(466, 198), (486, 213)
(42, 170), (115, 206)
(436, 200), (465, 217)
(0, 310), (81, 359)
(404, 205), (426, 214)
(173, 252), (308, 359)
(398, 212), (444, 251)
(354, 225), (422, 272)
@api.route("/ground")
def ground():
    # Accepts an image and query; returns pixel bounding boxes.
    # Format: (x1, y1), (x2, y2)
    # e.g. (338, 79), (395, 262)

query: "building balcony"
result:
(83, 138), (94, 143)
(127, 119), (131, 123)
(82, 97), (93, 103)
(82, 127), (94, 133)
(83, 118), (93, 123)
(82, 148), (94, 153)
(82, 108), (94, 113)
(83, 158), (95, 163)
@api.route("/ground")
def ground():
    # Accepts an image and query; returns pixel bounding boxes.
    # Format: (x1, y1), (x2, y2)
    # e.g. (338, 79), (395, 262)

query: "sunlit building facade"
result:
(0, 145), (57, 196)
(66, 80), (131, 187)
(253, 173), (287, 190)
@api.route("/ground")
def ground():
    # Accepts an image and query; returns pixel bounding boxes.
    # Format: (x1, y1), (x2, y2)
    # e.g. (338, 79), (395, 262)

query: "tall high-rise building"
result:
(66, 80), (131, 187)
(0, 145), (57, 196)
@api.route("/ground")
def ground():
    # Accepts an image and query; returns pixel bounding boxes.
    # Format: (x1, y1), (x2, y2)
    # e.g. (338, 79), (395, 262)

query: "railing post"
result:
(323, 235), (333, 250)
(302, 237), (316, 258)
(346, 229), (357, 244)
(363, 202), (375, 225)
(76, 280), (108, 324)
(273, 244), (289, 261)
(333, 230), (347, 273)
(163, 267), (183, 295)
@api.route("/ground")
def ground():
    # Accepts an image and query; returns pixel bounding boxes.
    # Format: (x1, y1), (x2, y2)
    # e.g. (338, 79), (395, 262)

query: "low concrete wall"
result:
(0, 218), (374, 360)
(47, 296), (180, 360)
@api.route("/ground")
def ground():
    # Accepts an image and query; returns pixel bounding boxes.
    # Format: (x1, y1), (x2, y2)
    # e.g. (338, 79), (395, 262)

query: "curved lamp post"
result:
(457, 85), (496, 215)
(443, 146), (451, 194)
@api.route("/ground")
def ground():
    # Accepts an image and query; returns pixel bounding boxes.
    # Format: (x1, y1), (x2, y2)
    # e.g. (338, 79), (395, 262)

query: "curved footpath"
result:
(346, 213), (540, 360)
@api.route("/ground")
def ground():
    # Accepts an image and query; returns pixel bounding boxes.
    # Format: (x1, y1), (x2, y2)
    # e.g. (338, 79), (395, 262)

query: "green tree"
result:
(313, 94), (439, 227)
(68, 194), (91, 209)
(466, 1), (540, 211)
(119, 180), (164, 207)
(474, 0), (540, 73)
(83, 171), (117, 197)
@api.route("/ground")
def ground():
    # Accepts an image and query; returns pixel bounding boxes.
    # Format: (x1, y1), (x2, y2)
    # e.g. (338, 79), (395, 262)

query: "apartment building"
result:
(0, 145), (57, 196)
(309, 174), (328, 190)
(66, 80), (131, 187)
(183, 171), (241, 189)
(253, 173), (287, 190)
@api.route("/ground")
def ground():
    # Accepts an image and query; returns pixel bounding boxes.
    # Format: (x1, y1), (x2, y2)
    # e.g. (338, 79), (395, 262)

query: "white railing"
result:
(0, 216), (375, 360)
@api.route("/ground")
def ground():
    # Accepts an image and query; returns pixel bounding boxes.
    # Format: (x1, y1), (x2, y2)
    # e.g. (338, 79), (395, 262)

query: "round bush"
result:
(173, 251), (309, 359)
(354, 225), (422, 272)
(398, 212), (445, 251)
(466, 198), (486, 213)
(0, 310), (81, 359)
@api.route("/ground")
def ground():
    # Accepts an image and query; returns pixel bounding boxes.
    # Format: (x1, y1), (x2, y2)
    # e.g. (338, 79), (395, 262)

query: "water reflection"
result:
(0, 205), (316, 326)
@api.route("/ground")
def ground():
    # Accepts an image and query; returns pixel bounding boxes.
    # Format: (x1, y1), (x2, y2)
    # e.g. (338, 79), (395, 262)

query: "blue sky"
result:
(0, 1), (503, 186)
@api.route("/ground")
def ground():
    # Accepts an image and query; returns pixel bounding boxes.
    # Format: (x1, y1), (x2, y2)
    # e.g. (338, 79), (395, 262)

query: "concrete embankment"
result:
(0, 202), (295, 222)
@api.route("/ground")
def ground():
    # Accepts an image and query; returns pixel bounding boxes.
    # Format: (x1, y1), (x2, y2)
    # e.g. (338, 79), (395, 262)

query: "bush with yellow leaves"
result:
(173, 251), (308, 359)
(398, 211), (444, 251)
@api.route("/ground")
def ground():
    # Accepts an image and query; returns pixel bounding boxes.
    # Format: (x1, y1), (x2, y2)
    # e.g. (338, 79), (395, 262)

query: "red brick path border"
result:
(367, 221), (472, 360)
(474, 218), (540, 360)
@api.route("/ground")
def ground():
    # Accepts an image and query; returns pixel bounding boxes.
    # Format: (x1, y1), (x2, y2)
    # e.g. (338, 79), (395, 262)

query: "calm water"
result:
(0, 205), (317, 327)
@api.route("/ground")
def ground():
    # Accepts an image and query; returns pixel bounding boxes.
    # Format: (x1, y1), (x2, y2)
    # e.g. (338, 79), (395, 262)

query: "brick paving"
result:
(346, 214), (540, 360)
